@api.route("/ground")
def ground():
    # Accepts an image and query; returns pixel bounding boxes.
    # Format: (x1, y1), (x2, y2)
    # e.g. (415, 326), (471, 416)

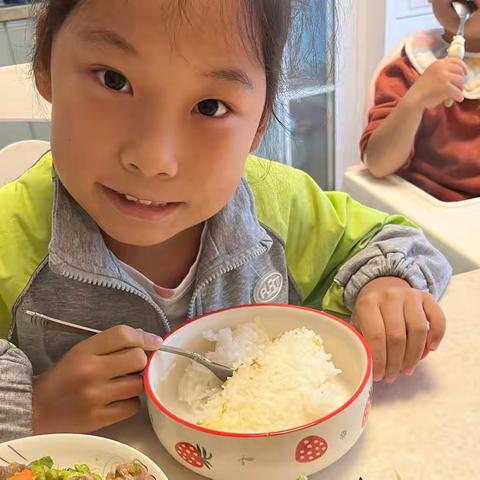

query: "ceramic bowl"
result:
(145, 305), (372, 479)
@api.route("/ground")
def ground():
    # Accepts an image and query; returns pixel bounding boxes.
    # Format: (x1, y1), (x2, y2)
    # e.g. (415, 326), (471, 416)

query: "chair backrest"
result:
(0, 140), (51, 187)
(0, 63), (51, 121)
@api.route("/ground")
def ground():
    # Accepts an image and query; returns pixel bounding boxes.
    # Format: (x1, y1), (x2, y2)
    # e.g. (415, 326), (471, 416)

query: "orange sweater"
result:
(360, 51), (480, 202)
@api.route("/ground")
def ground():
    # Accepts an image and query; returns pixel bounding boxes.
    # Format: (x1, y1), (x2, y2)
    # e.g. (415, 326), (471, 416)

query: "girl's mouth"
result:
(101, 185), (182, 220)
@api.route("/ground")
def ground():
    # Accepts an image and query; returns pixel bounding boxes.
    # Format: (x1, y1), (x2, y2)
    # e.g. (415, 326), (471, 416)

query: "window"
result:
(257, 0), (336, 190)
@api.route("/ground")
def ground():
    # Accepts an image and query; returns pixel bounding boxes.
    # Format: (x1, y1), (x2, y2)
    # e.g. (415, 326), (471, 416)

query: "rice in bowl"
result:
(178, 321), (349, 433)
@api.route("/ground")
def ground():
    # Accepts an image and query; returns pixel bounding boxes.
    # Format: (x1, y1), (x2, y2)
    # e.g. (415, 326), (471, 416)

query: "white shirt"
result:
(118, 226), (206, 326)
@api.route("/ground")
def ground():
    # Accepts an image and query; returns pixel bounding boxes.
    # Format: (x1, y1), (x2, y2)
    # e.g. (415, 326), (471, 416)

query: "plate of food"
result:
(0, 434), (168, 480)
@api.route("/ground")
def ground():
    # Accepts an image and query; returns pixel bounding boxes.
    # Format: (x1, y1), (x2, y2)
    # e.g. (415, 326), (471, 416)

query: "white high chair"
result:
(0, 63), (51, 186)
(342, 31), (480, 274)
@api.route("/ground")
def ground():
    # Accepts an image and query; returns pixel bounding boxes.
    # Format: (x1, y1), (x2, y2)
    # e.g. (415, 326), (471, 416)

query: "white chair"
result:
(0, 63), (51, 121)
(0, 139), (50, 186)
(342, 30), (480, 274)
(0, 62), (51, 186)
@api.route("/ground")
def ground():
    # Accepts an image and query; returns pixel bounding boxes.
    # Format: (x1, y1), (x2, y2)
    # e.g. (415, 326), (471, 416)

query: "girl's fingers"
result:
(448, 85), (465, 103)
(449, 73), (466, 90)
(78, 325), (162, 355)
(380, 298), (406, 384)
(422, 293), (447, 351)
(98, 397), (142, 429)
(450, 66), (467, 77)
(447, 58), (468, 75)
(402, 295), (429, 374)
(102, 374), (144, 404)
(102, 347), (148, 378)
(421, 346), (430, 360)
(353, 304), (387, 382)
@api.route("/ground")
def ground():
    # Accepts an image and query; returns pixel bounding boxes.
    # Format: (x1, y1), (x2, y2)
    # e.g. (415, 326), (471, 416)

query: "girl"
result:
(0, 0), (451, 441)
(361, 0), (480, 201)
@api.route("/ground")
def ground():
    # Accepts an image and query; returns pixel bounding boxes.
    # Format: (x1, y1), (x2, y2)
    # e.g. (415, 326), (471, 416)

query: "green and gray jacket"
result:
(0, 152), (452, 440)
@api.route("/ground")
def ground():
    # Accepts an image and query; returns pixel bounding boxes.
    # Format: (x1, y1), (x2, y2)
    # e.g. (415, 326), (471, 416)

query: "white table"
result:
(98, 270), (480, 479)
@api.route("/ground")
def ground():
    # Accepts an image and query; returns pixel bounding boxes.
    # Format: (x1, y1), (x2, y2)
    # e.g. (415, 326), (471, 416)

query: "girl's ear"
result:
(34, 67), (52, 103)
(250, 113), (270, 152)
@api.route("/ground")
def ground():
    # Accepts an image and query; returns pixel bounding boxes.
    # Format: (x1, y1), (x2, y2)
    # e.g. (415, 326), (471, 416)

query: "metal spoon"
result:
(24, 310), (234, 382)
(452, 1), (471, 37)
(445, 2), (472, 106)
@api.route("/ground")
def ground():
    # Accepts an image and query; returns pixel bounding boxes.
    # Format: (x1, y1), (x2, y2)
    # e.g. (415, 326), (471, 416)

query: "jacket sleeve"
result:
(245, 157), (452, 316)
(0, 339), (33, 441)
(328, 223), (452, 311)
(302, 191), (452, 315)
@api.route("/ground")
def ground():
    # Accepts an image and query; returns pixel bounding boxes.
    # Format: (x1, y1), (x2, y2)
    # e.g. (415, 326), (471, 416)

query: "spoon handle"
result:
(24, 310), (234, 381)
(445, 35), (466, 107)
(25, 310), (101, 335)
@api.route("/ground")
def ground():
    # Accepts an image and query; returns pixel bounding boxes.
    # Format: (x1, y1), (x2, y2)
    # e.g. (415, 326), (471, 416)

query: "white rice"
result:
(177, 321), (348, 433)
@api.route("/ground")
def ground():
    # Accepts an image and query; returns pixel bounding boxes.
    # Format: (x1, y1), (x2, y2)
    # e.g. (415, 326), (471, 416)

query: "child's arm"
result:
(0, 325), (163, 440)
(32, 326), (163, 434)
(330, 222), (449, 383)
(0, 340), (33, 441)
(362, 57), (467, 178)
(318, 201), (451, 383)
(249, 164), (452, 384)
(351, 275), (445, 384)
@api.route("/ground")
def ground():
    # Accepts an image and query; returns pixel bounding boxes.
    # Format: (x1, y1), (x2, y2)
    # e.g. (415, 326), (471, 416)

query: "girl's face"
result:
(36, 0), (267, 247)
(432, 0), (480, 38)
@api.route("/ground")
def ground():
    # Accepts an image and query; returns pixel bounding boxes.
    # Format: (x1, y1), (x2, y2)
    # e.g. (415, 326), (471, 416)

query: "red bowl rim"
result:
(144, 304), (372, 438)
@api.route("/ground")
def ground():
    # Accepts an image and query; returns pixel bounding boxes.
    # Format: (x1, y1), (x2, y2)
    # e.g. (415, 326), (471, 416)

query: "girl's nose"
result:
(121, 144), (178, 178)
(120, 110), (179, 178)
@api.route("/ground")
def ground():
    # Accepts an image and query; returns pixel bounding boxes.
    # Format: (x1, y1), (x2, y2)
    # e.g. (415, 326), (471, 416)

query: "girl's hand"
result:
(351, 277), (446, 384)
(32, 325), (163, 434)
(407, 57), (467, 110)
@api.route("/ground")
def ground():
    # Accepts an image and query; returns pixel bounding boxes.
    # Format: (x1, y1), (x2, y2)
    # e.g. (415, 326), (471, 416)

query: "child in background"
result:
(0, 0), (450, 441)
(361, 0), (480, 202)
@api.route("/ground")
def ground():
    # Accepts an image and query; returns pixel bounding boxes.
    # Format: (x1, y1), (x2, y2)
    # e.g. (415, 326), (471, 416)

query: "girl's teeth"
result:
(123, 193), (167, 207)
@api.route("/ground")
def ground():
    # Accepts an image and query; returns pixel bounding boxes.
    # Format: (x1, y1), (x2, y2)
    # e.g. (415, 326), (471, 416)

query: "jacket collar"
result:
(48, 176), (272, 288)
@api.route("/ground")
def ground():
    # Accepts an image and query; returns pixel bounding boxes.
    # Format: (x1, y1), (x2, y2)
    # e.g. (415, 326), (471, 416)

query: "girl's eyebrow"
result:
(204, 69), (254, 90)
(78, 27), (138, 56)
(78, 27), (255, 90)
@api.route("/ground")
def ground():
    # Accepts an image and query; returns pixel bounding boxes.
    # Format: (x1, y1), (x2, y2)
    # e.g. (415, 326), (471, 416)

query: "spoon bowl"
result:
(452, 1), (471, 36)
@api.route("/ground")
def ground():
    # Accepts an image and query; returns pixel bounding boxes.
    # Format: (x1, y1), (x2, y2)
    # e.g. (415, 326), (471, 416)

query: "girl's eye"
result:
(95, 70), (131, 93)
(195, 99), (228, 118)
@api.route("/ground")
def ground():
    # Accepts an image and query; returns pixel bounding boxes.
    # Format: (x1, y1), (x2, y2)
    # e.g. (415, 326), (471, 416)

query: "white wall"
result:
(385, 0), (439, 51)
